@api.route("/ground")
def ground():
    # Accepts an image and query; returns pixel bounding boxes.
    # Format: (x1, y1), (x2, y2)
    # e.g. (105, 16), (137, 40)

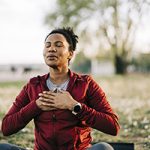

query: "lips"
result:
(46, 55), (58, 60)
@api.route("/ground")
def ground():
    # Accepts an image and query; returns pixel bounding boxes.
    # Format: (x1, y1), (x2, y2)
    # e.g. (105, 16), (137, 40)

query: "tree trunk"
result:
(114, 55), (127, 74)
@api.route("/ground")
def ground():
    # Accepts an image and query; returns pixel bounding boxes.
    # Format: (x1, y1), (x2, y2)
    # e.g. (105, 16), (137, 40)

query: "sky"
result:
(0, 0), (150, 65)
(0, 0), (55, 64)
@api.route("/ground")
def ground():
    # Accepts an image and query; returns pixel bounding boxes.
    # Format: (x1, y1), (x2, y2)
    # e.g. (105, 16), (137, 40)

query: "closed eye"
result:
(45, 42), (51, 48)
(55, 41), (64, 47)
(45, 41), (64, 48)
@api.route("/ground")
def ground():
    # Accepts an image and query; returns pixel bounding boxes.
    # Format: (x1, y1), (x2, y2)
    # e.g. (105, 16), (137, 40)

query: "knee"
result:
(0, 143), (11, 150)
(90, 142), (114, 150)
(0, 143), (26, 150)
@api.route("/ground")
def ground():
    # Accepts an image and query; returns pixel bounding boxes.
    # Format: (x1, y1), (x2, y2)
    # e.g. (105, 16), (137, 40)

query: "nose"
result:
(48, 45), (57, 52)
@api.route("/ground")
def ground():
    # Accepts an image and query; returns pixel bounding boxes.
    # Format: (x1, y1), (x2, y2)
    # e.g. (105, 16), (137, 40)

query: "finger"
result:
(43, 91), (55, 96)
(39, 97), (54, 103)
(43, 91), (51, 94)
(39, 93), (55, 99)
(41, 102), (55, 107)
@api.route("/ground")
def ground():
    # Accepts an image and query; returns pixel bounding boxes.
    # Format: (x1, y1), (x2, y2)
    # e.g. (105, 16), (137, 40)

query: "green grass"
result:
(0, 73), (150, 150)
(0, 81), (25, 88)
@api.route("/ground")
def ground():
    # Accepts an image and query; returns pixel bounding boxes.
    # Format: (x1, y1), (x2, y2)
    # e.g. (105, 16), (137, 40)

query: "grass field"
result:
(0, 73), (150, 150)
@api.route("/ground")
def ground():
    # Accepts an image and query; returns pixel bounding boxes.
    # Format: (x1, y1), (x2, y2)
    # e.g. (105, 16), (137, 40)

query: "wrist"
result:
(68, 100), (78, 111)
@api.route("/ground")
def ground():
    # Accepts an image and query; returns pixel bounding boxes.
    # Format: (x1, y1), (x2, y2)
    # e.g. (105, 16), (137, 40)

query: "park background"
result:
(0, 0), (150, 150)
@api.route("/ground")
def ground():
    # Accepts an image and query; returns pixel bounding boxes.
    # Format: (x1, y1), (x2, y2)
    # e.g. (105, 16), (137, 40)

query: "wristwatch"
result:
(72, 103), (82, 115)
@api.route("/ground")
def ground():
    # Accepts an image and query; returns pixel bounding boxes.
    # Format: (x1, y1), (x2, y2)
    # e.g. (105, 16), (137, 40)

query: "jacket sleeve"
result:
(1, 83), (42, 136)
(76, 76), (120, 136)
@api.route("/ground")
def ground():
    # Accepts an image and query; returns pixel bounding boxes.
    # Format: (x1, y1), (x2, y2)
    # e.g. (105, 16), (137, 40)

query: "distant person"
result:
(0, 27), (120, 150)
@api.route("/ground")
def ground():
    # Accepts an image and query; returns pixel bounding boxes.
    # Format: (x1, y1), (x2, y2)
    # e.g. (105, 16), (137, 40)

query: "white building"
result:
(91, 60), (115, 76)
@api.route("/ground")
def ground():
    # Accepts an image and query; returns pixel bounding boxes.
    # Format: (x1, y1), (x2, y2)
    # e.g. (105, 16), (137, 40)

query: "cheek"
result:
(43, 49), (46, 57)
(60, 53), (68, 60)
(61, 50), (70, 57)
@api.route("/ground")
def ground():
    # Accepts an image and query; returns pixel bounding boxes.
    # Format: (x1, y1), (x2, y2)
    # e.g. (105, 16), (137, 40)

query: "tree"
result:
(71, 51), (91, 73)
(45, 0), (150, 74)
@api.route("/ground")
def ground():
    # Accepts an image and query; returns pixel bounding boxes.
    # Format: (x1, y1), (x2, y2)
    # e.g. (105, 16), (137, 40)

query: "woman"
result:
(0, 27), (119, 150)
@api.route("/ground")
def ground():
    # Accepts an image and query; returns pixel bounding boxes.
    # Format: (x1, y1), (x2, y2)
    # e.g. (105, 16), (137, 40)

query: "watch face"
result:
(74, 105), (81, 113)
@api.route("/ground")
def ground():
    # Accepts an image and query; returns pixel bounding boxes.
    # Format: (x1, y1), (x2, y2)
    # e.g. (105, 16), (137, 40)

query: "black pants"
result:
(0, 142), (114, 150)
(0, 143), (26, 150)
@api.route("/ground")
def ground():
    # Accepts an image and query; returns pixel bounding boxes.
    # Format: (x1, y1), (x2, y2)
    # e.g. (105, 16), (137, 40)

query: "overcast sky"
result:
(0, 0), (150, 65)
(0, 0), (55, 64)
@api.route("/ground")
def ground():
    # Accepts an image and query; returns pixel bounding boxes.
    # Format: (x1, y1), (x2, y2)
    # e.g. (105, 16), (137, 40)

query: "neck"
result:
(49, 67), (69, 84)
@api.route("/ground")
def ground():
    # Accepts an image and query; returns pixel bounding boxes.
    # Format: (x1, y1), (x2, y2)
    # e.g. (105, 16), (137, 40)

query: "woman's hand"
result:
(36, 91), (77, 111)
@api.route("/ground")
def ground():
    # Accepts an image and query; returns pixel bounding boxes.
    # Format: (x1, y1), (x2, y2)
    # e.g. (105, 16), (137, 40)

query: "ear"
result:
(68, 51), (74, 60)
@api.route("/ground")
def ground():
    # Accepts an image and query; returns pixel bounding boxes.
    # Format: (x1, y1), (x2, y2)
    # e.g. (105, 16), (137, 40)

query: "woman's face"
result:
(43, 33), (73, 69)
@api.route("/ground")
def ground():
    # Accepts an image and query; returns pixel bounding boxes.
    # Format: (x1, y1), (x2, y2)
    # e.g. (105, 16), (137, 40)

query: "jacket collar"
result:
(39, 69), (78, 92)
(67, 69), (78, 92)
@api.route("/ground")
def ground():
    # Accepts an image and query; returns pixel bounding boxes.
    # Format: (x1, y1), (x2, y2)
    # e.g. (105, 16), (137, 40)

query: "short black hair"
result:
(45, 27), (78, 51)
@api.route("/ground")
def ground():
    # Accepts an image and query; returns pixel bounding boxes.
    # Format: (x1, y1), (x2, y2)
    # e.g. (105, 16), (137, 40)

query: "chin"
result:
(46, 63), (58, 69)
(50, 65), (58, 69)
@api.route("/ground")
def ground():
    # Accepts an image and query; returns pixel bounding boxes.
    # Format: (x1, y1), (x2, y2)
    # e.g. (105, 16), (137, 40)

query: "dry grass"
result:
(93, 73), (150, 150)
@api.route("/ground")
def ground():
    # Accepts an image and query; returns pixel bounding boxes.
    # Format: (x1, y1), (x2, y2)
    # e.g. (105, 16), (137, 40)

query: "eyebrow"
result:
(45, 40), (63, 44)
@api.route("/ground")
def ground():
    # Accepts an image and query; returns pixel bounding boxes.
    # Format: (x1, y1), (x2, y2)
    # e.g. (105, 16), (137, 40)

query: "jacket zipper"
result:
(52, 110), (56, 138)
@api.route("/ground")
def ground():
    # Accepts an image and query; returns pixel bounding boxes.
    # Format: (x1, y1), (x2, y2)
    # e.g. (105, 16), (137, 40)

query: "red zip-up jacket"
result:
(1, 70), (119, 150)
